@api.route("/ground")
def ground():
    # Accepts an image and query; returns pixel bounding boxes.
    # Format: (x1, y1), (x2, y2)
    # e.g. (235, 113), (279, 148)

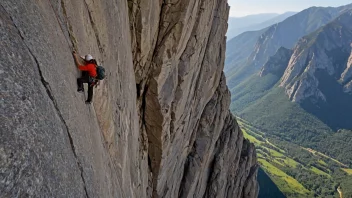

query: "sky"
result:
(228, 0), (352, 17)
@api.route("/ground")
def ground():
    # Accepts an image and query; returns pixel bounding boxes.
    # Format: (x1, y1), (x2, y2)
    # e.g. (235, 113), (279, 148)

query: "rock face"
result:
(280, 10), (352, 102)
(341, 49), (352, 93)
(1, 0), (258, 198)
(259, 47), (292, 77)
(248, 5), (352, 70)
(276, 10), (352, 130)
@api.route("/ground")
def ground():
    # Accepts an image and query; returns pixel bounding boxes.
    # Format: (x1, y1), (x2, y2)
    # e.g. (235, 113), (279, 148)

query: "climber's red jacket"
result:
(78, 63), (97, 77)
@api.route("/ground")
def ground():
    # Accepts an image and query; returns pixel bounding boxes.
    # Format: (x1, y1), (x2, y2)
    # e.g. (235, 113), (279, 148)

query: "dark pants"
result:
(77, 72), (93, 102)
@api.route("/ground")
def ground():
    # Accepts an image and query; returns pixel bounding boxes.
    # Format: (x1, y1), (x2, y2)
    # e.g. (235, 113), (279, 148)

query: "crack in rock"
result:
(2, 5), (90, 197)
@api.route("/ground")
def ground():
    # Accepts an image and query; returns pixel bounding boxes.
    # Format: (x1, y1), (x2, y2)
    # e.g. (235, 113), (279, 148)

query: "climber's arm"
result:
(72, 51), (83, 68)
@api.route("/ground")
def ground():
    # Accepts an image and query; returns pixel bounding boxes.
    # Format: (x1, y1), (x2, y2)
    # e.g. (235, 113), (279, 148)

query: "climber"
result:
(72, 51), (99, 104)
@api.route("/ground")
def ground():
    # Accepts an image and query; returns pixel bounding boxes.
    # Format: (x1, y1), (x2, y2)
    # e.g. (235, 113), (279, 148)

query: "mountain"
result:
(259, 47), (293, 77)
(224, 13), (296, 72)
(224, 29), (268, 73)
(232, 8), (352, 162)
(227, 13), (279, 40)
(228, 13), (279, 28)
(226, 4), (352, 87)
(247, 12), (296, 32)
(227, 12), (296, 40)
(280, 10), (352, 130)
(228, 9), (352, 198)
(1, 0), (258, 197)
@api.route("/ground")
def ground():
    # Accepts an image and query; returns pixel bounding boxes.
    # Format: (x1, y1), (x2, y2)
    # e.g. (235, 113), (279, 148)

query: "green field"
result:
(310, 166), (331, 177)
(237, 118), (351, 198)
(259, 159), (310, 196)
(318, 160), (328, 166)
(239, 119), (312, 197)
(342, 168), (352, 175)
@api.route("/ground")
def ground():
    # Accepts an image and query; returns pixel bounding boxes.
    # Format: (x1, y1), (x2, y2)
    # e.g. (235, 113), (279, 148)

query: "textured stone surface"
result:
(1, 0), (258, 197)
(1, 0), (145, 197)
(129, 0), (258, 197)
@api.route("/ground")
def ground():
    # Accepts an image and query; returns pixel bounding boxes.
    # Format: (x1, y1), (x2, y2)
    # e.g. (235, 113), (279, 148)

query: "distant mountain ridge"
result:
(246, 12), (296, 32)
(227, 12), (296, 40)
(224, 29), (267, 73)
(227, 13), (279, 40)
(226, 3), (352, 87)
(224, 12), (296, 73)
(249, 5), (352, 68)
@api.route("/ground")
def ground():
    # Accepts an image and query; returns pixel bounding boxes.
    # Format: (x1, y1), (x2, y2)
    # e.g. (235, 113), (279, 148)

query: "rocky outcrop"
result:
(128, 0), (258, 197)
(280, 10), (352, 102)
(1, 0), (258, 198)
(341, 48), (352, 93)
(259, 47), (292, 77)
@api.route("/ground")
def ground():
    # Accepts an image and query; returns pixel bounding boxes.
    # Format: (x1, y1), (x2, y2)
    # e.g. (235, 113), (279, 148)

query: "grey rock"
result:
(129, 0), (258, 196)
(1, 0), (258, 197)
(280, 10), (352, 102)
(341, 49), (352, 93)
(1, 0), (144, 197)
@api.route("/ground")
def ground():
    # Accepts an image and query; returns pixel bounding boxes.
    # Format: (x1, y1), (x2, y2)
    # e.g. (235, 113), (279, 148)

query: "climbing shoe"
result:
(85, 100), (92, 104)
(77, 88), (84, 93)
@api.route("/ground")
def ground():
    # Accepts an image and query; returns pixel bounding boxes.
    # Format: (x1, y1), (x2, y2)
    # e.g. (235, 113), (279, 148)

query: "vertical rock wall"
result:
(128, 0), (258, 197)
(1, 0), (258, 197)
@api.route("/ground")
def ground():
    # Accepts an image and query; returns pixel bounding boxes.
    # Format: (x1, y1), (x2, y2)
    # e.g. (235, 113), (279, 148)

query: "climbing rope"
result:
(47, 0), (76, 51)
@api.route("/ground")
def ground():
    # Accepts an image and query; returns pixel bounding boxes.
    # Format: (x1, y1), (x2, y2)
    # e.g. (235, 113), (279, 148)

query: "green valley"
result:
(225, 3), (352, 198)
(237, 118), (352, 198)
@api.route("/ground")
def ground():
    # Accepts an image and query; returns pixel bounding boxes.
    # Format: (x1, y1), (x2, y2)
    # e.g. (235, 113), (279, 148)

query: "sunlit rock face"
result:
(280, 10), (352, 103)
(0, 0), (258, 197)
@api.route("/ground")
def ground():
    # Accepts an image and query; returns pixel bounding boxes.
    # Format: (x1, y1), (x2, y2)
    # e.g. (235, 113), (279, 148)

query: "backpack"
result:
(96, 65), (105, 80)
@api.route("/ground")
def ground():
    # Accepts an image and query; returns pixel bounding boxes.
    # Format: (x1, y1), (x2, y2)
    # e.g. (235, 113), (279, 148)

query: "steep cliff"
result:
(280, 10), (352, 102)
(1, 0), (258, 197)
(259, 47), (292, 77)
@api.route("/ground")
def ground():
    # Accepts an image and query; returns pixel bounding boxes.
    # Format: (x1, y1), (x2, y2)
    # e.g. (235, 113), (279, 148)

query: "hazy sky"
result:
(228, 0), (352, 17)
